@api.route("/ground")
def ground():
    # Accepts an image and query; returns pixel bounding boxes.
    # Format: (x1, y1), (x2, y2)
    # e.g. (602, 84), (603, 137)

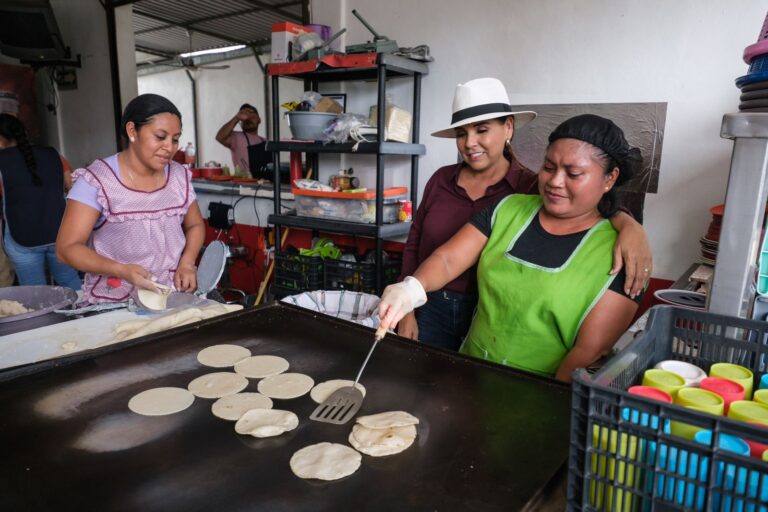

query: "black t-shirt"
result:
(470, 202), (641, 303)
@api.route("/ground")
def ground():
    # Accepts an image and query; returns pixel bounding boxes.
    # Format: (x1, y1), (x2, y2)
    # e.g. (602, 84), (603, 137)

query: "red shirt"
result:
(399, 158), (538, 294)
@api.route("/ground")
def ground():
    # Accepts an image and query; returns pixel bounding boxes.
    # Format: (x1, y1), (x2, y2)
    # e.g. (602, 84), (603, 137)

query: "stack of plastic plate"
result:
(737, 14), (768, 111)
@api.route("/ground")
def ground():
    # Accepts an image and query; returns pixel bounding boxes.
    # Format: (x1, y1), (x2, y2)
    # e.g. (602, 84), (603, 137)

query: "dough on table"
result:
(188, 372), (249, 399)
(356, 411), (419, 429)
(348, 423), (417, 457)
(290, 442), (362, 481)
(212, 392), (273, 421)
(137, 283), (172, 311)
(310, 379), (366, 404)
(128, 387), (195, 416)
(234, 409), (299, 438)
(257, 373), (314, 399)
(197, 344), (252, 368)
(234, 355), (289, 379)
(0, 299), (30, 317)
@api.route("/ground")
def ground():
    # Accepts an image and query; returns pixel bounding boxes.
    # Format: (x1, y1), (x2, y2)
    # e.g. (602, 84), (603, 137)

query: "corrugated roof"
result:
(130, 0), (303, 64)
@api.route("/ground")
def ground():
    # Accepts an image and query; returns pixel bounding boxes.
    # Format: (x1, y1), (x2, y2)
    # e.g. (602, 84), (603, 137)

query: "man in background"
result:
(215, 103), (271, 178)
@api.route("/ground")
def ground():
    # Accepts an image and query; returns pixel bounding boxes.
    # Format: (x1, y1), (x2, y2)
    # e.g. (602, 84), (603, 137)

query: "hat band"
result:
(451, 103), (512, 125)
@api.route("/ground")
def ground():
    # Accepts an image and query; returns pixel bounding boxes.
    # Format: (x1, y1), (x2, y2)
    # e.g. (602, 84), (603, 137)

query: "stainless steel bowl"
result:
(0, 285), (78, 336)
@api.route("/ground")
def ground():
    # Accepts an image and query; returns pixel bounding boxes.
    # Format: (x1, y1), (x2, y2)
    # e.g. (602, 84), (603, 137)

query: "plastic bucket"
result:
(286, 112), (338, 141)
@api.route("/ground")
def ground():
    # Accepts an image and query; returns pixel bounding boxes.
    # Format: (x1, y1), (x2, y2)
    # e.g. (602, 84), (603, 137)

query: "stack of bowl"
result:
(699, 204), (722, 266)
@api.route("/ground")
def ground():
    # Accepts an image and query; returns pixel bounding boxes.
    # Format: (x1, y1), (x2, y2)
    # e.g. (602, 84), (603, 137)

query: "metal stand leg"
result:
(709, 113), (768, 317)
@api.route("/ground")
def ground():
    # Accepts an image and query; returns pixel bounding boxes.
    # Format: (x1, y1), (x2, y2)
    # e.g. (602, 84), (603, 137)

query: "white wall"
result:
(49, 0), (117, 167)
(312, 0), (765, 280)
(138, 55), (303, 168)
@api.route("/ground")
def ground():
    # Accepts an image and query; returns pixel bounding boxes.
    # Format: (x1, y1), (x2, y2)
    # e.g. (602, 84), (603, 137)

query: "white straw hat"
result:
(431, 77), (536, 138)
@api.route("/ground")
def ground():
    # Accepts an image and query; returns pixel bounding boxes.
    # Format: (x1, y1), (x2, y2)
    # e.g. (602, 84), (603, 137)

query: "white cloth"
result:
(281, 290), (381, 328)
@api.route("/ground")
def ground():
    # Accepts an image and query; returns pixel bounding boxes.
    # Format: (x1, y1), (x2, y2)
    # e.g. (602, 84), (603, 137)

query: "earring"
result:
(130, 137), (135, 142)
(505, 139), (511, 147)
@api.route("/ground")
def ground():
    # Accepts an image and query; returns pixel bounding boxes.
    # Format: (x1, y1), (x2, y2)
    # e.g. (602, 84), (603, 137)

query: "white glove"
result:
(378, 276), (427, 330)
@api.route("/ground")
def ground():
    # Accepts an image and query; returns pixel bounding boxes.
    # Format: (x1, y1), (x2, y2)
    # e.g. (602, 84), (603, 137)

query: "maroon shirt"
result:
(399, 158), (538, 295)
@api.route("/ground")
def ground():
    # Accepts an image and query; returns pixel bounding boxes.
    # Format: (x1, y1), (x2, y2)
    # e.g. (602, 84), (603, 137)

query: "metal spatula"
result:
(310, 324), (387, 425)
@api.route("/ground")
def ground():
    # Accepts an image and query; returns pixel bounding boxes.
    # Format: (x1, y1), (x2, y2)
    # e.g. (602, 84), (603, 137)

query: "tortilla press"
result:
(296, 28), (347, 61)
(158, 240), (230, 310)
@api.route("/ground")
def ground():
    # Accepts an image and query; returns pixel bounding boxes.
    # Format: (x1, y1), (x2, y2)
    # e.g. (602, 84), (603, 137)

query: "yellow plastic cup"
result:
(590, 425), (640, 512)
(727, 400), (768, 424)
(670, 388), (725, 439)
(710, 363), (754, 400)
(763, 450), (768, 462)
(753, 389), (768, 406)
(642, 369), (686, 396)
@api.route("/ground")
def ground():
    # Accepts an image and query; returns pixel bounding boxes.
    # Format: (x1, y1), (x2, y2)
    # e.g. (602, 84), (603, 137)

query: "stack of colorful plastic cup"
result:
(700, 377), (745, 414)
(710, 363), (754, 400)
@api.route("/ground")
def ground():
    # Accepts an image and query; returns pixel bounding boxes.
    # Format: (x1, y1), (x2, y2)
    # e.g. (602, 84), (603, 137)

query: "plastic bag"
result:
(293, 179), (334, 191)
(292, 32), (324, 60)
(322, 113), (372, 148)
(297, 91), (323, 111)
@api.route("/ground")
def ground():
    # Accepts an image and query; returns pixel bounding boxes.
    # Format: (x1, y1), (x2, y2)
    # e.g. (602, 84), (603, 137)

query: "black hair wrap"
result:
(120, 94), (182, 139)
(548, 114), (642, 217)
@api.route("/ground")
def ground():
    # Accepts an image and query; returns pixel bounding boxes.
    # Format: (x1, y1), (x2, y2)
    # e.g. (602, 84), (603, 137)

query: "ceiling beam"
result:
(134, 44), (175, 59)
(239, 0), (303, 21)
(134, 9), (247, 45)
(135, 1), (301, 36)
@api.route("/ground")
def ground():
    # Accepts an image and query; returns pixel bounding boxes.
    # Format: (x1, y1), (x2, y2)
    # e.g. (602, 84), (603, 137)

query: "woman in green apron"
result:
(379, 114), (643, 382)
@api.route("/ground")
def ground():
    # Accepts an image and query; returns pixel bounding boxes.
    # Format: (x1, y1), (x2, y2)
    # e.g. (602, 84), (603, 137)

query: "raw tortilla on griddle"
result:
(234, 355), (289, 379)
(257, 373), (314, 399)
(128, 387), (195, 416)
(188, 372), (249, 399)
(348, 423), (417, 456)
(212, 392), (273, 421)
(310, 379), (366, 404)
(197, 344), (252, 368)
(290, 442), (362, 481)
(234, 409), (298, 438)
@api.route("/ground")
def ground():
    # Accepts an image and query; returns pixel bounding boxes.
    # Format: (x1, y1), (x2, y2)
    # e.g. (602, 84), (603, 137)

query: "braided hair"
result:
(0, 113), (42, 186)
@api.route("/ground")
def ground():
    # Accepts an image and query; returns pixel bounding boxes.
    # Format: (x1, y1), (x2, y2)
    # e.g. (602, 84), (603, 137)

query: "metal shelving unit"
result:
(266, 53), (428, 293)
(708, 113), (768, 317)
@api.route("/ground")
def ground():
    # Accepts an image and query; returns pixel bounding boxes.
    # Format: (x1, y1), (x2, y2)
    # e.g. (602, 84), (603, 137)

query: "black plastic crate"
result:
(323, 258), (401, 294)
(568, 305), (768, 511)
(273, 253), (323, 294)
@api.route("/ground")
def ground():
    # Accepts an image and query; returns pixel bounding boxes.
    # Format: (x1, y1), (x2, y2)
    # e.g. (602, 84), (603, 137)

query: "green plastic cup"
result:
(642, 369), (686, 396)
(670, 387), (725, 439)
(710, 363), (754, 400)
(727, 400), (768, 424)
(753, 389), (768, 406)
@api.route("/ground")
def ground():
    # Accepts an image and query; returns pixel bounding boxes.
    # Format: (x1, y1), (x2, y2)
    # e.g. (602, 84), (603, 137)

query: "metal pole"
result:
(709, 113), (768, 317)
(375, 61), (386, 293)
(184, 70), (199, 167)
(253, 50), (270, 140)
(103, 3), (123, 150)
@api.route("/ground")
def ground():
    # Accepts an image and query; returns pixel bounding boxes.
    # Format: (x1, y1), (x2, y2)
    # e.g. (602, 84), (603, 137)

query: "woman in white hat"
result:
(382, 113), (644, 382)
(396, 78), (651, 351)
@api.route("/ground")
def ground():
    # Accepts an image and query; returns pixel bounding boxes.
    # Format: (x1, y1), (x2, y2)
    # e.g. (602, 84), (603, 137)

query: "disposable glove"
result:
(378, 276), (427, 331)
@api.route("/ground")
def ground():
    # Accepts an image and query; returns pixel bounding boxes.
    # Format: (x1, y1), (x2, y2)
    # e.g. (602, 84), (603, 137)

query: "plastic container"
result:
(273, 253), (324, 296)
(324, 257), (401, 294)
(711, 362), (755, 400)
(654, 360), (707, 387)
(292, 187), (407, 224)
(700, 377), (745, 414)
(568, 305), (768, 512)
(285, 111), (338, 140)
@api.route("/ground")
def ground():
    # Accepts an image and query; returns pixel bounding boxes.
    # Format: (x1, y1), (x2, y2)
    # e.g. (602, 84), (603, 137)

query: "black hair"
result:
(239, 103), (259, 114)
(120, 94), (182, 145)
(548, 114), (642, 217)
(0, 113), (41, 186)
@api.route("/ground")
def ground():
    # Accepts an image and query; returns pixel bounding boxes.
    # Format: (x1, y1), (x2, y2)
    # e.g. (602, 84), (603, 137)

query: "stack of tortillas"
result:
(348, 411), (419, 457)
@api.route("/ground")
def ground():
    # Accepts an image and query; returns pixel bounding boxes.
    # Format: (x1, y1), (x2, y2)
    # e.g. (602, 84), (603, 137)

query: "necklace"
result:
(126, 167), (163, 189)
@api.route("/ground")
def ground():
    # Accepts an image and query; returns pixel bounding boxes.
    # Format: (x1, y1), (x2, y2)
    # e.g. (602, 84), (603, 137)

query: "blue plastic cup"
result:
(760, 374), (768, 390)
(656, 431), (749, 509)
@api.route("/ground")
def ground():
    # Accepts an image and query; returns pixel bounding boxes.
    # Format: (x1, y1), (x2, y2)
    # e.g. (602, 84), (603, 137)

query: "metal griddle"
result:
(0, 303), (571, 511)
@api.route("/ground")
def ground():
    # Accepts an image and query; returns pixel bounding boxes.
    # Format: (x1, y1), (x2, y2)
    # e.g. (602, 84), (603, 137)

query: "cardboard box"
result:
(271, 22), (304, 63)
(369, 105), (412, 143)
(312, 96), (343, 114)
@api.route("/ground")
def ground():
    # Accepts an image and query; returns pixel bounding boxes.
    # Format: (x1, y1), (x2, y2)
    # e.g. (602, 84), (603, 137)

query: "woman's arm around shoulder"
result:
(609, 211), (652, 299)
(554, 289), (639, 383)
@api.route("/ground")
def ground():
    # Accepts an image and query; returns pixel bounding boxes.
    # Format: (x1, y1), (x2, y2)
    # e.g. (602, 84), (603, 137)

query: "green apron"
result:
(460, 194), (617, 377)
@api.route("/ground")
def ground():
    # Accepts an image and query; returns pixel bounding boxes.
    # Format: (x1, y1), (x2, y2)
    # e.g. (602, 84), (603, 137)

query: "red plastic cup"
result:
(628, 385), (673, 403)
(700, 377), (745, 414)
(745, 422), (768, 459)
